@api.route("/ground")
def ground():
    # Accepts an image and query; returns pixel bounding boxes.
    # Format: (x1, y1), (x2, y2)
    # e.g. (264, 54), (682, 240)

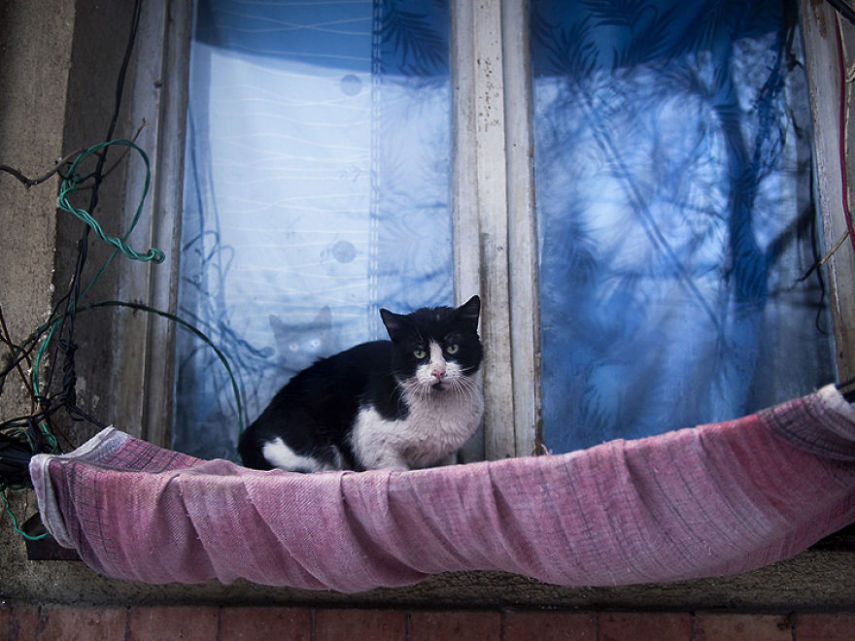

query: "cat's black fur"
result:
(238, 296), (484, 472)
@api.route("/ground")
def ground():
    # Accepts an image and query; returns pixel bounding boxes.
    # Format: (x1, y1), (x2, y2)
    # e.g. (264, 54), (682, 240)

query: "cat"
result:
(268, 305), (334, 383)
(238, 296), (484, 472)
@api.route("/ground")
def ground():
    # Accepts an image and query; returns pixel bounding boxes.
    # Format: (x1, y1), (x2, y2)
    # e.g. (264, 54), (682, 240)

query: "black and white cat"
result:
(238, 296), (484, 472)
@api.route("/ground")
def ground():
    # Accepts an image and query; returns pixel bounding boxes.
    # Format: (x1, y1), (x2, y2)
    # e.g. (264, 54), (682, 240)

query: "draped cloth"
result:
(30, 385), (855, 592)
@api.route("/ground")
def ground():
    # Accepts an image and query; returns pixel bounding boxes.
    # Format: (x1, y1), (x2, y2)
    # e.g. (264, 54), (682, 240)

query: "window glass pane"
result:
(175, 0), (452, 459)
(532, 1), (835, 452)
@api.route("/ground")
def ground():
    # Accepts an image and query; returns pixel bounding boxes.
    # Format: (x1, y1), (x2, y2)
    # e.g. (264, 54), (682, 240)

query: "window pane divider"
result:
(453, 0), (540, 460)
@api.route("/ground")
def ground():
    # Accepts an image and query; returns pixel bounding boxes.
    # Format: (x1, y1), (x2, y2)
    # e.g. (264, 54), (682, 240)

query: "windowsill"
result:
(21, 512), (855, 611)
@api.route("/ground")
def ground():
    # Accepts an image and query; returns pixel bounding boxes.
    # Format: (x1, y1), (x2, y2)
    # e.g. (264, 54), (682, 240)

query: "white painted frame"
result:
(120, 0), (543, 458)
(453, 0), (541, 461)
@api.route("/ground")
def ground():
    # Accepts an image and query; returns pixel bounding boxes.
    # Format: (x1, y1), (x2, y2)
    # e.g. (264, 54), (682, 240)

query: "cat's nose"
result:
(431, 367), (446, 381)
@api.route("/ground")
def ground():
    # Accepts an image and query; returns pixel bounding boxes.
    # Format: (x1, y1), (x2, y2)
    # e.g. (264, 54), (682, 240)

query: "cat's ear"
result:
(380, 308), (406, 341)
(456, 295), (481, 331)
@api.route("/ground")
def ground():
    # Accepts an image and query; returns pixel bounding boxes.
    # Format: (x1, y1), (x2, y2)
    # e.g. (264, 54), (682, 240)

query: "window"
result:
(170, 0), (836, 465)
(531, 2), (834, 451)
(175, 0), (455, 460)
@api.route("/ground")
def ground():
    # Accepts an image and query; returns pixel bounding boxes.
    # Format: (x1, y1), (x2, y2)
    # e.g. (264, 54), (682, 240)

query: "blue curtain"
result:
(532, 1), (835, 452)
(175, 0), (452, 459)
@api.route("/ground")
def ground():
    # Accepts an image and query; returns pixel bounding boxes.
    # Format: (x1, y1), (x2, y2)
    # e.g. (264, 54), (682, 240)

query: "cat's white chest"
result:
(351, 375), (484, 470)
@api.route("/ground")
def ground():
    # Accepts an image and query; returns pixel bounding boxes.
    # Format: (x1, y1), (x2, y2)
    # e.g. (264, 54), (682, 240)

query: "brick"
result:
(37, 607), (127, 641)
(0, 604), (10, 641)
(128, 606), (219, 641)
(315, 609), (406, 641)
(9, 604), (41, 641)
(409, 611), (502, 641)
(0, 605), (10, 641)
(600, 612), (692, 641)
(503, 611), (596, 641)
(796, 614), (855, 641)
(221, 607), (311, 641)
(694, 614), (792, 641)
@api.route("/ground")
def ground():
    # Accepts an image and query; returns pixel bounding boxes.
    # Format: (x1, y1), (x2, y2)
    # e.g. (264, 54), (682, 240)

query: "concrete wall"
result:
(0, 1), (70, 423)
(0, 0), (75, 603)
(1, 0), (854, 622)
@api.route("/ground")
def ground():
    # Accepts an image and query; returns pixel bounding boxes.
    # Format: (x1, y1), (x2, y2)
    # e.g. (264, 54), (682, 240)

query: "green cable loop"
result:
(57, 139), (165, 264)
(1, 486), (48, 542)
(32, 139), (167, 407)
(6, 141), (246, 545)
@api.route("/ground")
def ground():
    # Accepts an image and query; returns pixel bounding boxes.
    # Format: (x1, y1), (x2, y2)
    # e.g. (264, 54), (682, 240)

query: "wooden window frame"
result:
(116, 0), (855, 466)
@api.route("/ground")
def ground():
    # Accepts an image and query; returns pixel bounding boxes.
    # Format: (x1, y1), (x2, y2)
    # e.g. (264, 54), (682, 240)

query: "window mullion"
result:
(453, 0), (517, 460)
(502, 0), (541, 457)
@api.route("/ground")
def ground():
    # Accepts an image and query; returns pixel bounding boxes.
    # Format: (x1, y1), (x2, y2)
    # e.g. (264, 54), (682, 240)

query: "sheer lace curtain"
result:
(533, 1), (835, 452)
(175, 0), (453, 459)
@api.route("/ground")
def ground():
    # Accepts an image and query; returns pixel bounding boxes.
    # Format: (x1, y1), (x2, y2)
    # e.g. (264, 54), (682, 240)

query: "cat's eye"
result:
(446, 344), (459, 355)
(413, 348), (427, 359)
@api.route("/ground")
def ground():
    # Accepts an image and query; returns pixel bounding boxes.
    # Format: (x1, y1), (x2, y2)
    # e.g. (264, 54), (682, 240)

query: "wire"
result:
(80, 301), (245, 435)
(0, 486), (48, 541)
(835, 13), (855, 257)
(27, 0), (146, 445)
(0, 0), (193, 544)
(57, 140), (165, 265)
(827, 0), (855, 27)
(31, 139), (165, 422)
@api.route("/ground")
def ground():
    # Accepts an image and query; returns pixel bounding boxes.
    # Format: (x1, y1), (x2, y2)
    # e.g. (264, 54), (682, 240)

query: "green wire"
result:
(1, 486), (48, 542)
(26, 301), (246, 437)
(81, 301), (246, 435)
(32, 139), (165, 411)
(3, 141), (248, 544)
(57, 139), (164, 264)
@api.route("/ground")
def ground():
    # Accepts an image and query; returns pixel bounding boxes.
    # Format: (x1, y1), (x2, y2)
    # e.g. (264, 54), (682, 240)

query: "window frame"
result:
(453, 0), (541, 461)
(111, 0), (193, 449)
(802, 0), (855, 382)
(119, 0), (544, 460)
(117, 0), (855, 463)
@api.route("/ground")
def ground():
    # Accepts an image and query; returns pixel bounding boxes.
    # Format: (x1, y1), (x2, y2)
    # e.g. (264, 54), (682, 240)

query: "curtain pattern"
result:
(533, 0), (835, 452)
(175, 0), (452, 460)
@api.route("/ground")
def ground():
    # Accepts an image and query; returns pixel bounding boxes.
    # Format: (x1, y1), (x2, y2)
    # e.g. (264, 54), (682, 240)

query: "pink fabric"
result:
(30, 385), (855, 592)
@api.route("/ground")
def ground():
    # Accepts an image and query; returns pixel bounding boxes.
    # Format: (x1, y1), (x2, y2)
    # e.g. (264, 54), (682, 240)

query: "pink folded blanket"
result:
(30, 385), (855, 592)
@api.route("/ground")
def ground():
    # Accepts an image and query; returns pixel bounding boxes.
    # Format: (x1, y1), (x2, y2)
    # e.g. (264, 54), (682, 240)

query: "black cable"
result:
(41, 0), (145, 429)
(827, 0), (855, 27)
(1, 0), (145, 467)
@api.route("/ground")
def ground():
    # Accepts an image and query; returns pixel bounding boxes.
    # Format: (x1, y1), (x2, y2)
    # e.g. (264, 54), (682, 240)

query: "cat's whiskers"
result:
(449, 375), (479, 405)
(400, 370), (481, 409)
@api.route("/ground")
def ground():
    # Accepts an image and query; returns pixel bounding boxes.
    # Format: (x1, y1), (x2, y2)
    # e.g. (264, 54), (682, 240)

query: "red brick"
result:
(220, 607), (311, 641)
(38, 607), (127, 641)
(694, 614), (792, 641)
(600, 613), (691, 641)
(409, 611), (501, 641)
(796, 614), (855, 641)
(503, 611), (596, 641)
(0, 604), (10, 641)
(314, 609), (406, 641)
(9, 604), (41, 641)
(128, 606), (219, 641)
